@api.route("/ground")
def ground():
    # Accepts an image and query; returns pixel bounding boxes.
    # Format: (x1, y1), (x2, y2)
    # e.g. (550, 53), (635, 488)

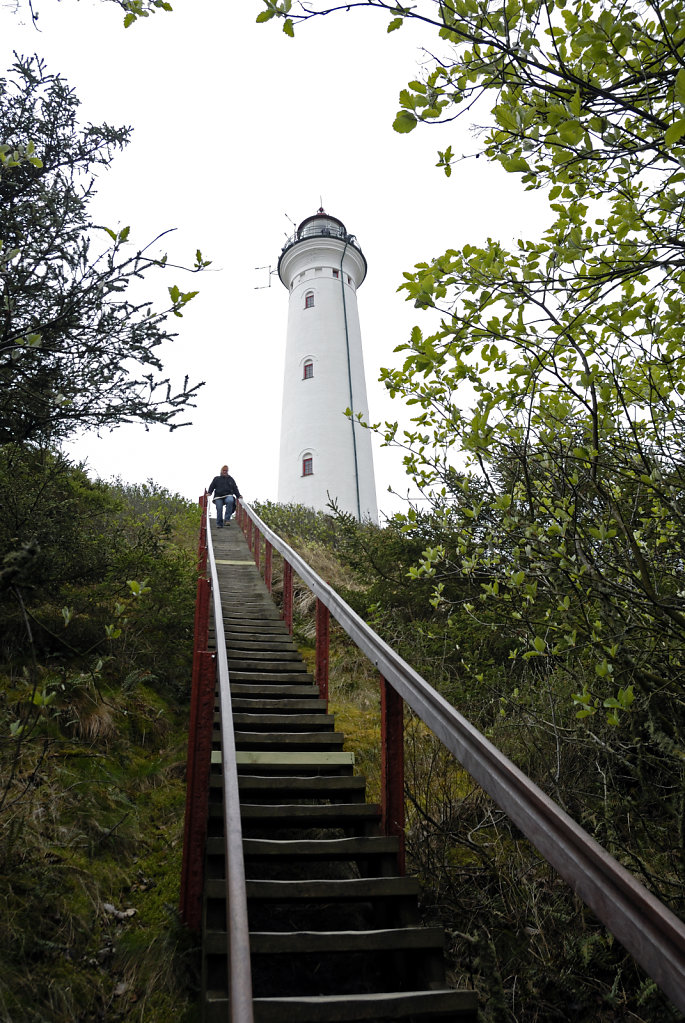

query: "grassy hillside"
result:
(0, 452), (201, 1023)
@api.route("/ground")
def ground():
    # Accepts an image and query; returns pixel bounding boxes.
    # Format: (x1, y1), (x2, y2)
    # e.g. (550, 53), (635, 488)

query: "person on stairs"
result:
(208, 465), (242, 528)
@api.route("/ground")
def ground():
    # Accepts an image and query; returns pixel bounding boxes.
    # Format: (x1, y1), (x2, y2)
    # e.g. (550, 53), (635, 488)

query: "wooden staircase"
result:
(202, 520), (478, 1023)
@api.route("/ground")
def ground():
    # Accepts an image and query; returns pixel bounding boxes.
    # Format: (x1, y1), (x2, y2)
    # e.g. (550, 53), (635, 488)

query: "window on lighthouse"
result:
(303, 361), (314, 380)
(304, 292), (314, 309)
(302, 455), (313, 476)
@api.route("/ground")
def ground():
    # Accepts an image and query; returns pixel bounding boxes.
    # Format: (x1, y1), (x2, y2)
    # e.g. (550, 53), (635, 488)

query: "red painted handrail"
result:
(283, 559), (293, 635)
(236, 499), (685, 1015)
(180, 496), (214, 930)
(264, 540), (273, 594)
(315, 599), (330, 706)
(380, 674), (405, 874)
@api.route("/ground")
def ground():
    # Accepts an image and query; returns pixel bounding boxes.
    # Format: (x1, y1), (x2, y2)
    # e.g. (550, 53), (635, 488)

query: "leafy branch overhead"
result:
(256, 0), (685, 752)
(0, 55), (207, 445)
(16, 0), (174, 28)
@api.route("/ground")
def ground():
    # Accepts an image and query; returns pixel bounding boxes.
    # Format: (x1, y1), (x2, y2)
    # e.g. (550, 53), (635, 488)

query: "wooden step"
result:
(225, 633), (293, 644)
(230, 684), (321, 698)
(248, 989), (479, 1022)
(207, 834), (393, 861)
(231, 698), (328, 712)
(230, 713), (335, 731)
(203, 925), (445, 956)
(238, 803), (380, 826)
(224, 622), (291, 635)
(226, 634), (297, 646)
(229, 671), (315, 683)
(233, 731), (345, 750)
(210, 774), (365, 799)
(228, 660), (310, 673)
(212, 751), (355, 768)
(215, 876), (420, 902)
(240, 836), (397, 860)
(207, 928), (451, 992)
(223, 611), (283, 623)
(204, 988), (479, 1023)
(237, 775), (366, 798)
(228, 649), (302, 662)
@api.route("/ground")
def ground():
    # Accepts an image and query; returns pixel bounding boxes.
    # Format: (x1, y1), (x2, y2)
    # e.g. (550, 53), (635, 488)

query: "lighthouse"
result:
(277, 209), (379, 523)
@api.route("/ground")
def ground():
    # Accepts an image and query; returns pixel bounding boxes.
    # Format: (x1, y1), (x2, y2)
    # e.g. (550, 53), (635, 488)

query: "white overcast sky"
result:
(2, 0), (549, 518)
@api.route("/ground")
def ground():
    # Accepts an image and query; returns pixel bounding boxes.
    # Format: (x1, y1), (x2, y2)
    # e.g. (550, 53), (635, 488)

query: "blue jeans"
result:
(214, 495), (235, 526)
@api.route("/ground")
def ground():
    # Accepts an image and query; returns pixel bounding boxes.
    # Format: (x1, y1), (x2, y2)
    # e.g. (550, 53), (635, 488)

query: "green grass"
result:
(0, 676), (200, 1023)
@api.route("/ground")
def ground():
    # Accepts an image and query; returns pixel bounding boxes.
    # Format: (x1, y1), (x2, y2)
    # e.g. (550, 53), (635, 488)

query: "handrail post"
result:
(185, 576), (210, 819)
(316, 598), (329, 705)
(265, 540), (273, 593)
(254, 526), (261, 571)
(198, 494), (208, 576)
(380, 674), (405, 875)
(247, 517), (253, 553)
(283, 559), (293, 634)
(180, 560), (215, 930)
(179, 650), (215, 930)
(194, 576), (210, 657)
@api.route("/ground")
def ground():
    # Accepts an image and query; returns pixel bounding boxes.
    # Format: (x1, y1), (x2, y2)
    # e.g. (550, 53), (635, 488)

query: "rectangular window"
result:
(305, 294), (314, 308)
(303, 362), (314, 379)
(332, 269), (339, 278)
(302, 457), (313, 476)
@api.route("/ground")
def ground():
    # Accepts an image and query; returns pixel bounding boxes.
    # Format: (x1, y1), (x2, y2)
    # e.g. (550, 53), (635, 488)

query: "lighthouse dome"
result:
(278, 208), (366, 289)
(297, 211), (347, 241)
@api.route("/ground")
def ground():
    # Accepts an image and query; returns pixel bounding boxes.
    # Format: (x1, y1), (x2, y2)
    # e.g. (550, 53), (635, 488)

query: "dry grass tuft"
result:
(68, 701), (117, 744)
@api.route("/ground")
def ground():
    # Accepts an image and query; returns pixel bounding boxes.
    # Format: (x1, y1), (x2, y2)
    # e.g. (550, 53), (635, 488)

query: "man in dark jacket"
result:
(208, 465), (242, 528)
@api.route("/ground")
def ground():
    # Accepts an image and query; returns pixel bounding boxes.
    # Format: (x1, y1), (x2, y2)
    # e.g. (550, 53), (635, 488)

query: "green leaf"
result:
(501, 155), (530, 173)
(127, 578), (151, 597)
(282, 17), (294, 36)
(665, 118), (685, 147)
(393, 110), (417, 134)
(256, 8), (276, 20)
(676, 69), (685, 107)
(558, 120), (584, 145)
(123, 11), (136, 26)
(387, 16), (403, 31)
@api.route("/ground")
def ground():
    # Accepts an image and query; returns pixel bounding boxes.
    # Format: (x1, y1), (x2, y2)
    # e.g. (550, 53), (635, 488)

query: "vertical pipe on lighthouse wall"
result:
(339, 238), (362, 522)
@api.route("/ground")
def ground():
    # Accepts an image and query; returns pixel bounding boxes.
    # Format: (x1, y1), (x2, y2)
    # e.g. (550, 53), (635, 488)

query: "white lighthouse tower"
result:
(277, 209), (378, 523)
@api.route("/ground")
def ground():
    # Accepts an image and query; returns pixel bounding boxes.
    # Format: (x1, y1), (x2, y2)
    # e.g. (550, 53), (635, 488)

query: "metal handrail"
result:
(238, 499), (685, 1014)
(205, 500), (254, 1023)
